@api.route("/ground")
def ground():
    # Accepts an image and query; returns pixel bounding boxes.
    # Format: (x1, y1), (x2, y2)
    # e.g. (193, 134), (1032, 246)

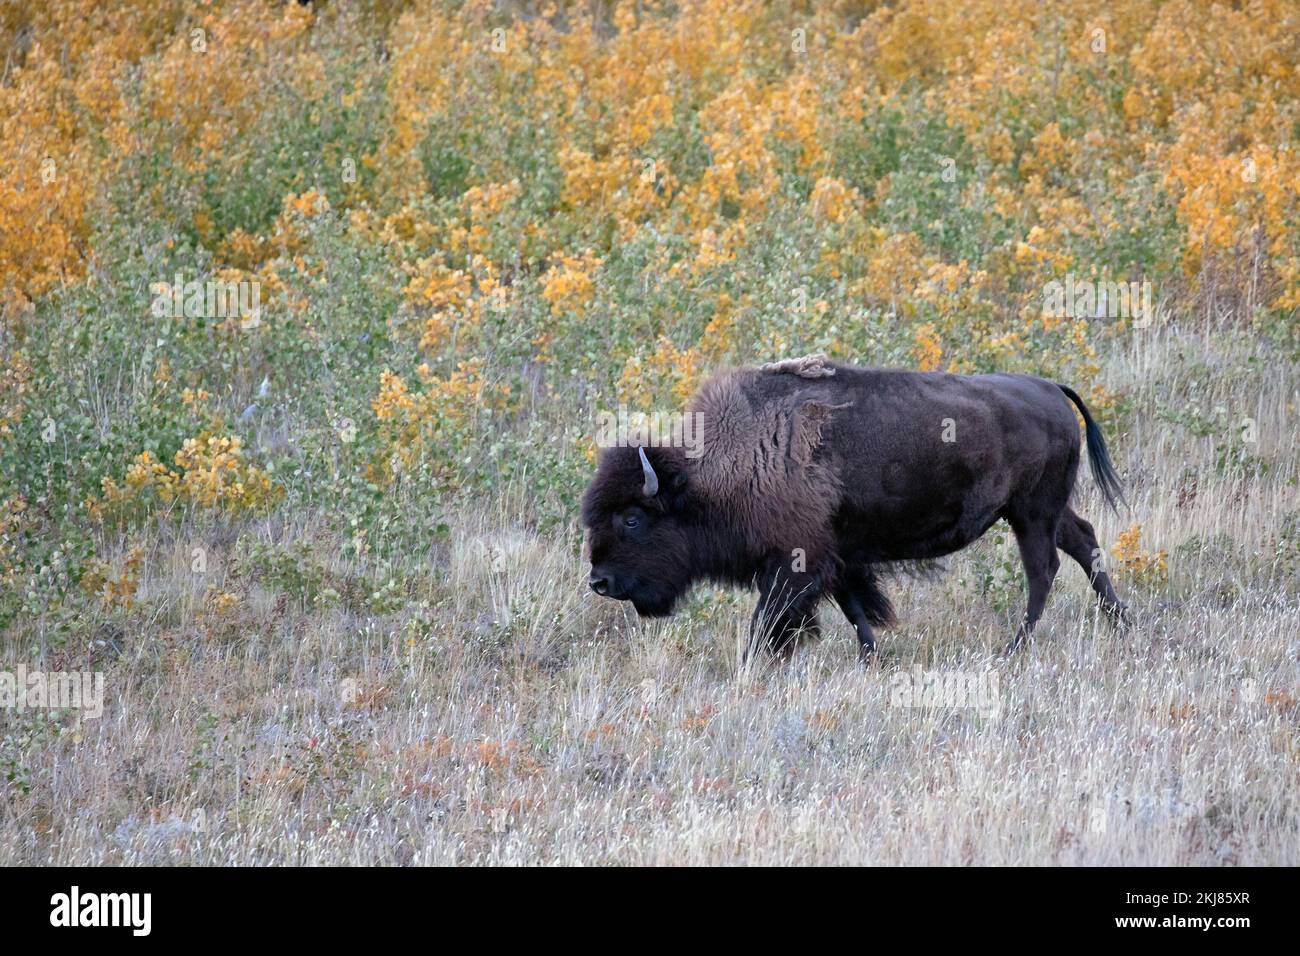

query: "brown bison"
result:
(581, 355), (1128, 659)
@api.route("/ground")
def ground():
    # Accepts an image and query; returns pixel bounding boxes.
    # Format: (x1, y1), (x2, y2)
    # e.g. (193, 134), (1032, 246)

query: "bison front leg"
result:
(833, 564), (895, 664)
(832, 586), (876, 662)
(747, 554), (825, 661)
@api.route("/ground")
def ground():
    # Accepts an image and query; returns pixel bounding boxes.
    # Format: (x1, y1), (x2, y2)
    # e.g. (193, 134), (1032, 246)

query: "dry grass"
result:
(2, 323), (1297, 865)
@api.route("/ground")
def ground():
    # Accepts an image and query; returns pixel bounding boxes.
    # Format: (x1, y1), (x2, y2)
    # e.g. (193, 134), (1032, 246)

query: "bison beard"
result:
(581, 355), (1129, 660)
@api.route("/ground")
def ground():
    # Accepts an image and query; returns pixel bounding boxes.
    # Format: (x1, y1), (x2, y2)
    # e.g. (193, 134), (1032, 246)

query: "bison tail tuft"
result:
(1057, 383), (1126, 514)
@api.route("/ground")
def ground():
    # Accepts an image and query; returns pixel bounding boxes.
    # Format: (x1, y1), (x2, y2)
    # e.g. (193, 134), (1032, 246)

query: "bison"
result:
(581, 355), (1128, 659)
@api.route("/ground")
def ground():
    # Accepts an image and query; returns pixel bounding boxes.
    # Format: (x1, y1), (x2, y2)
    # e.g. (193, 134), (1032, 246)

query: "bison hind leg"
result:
(1005, 515), (1062, 654)
(1056, 507), (1130, 628)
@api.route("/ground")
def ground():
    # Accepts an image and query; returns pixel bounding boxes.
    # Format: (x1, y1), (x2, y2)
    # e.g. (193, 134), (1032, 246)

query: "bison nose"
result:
(589, 574), (611, 596)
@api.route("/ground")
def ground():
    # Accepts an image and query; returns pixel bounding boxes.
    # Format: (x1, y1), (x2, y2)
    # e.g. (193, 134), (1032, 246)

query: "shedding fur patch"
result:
(793, 399), (852, 464)
(759, 354), (837, 378)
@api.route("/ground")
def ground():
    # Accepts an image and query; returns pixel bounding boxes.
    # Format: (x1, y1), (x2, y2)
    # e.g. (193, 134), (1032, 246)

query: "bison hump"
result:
(687, 372), (846, 550)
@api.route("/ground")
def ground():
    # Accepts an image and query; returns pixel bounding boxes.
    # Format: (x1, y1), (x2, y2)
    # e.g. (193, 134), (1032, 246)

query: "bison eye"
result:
(623, 514), (640, 529)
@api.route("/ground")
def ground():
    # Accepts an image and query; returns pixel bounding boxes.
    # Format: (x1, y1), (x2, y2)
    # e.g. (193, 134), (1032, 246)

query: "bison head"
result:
(581, 445), (694, 617)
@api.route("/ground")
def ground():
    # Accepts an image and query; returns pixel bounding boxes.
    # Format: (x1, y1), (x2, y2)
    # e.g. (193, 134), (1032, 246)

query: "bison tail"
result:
(1057, 383), (1126, 514)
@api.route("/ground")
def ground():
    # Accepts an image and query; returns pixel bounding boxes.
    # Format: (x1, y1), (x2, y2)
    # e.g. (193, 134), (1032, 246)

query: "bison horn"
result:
(638, 446), (659, 497)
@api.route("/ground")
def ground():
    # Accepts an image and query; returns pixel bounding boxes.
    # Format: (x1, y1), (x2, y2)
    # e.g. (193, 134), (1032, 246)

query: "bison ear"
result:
(640, 445), (689, 511)
(793, 398), (851, 464)
(661, 469), (690, 513)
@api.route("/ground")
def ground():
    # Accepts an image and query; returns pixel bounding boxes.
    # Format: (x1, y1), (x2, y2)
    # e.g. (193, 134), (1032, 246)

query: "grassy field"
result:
(2, 1), (1298, 865)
